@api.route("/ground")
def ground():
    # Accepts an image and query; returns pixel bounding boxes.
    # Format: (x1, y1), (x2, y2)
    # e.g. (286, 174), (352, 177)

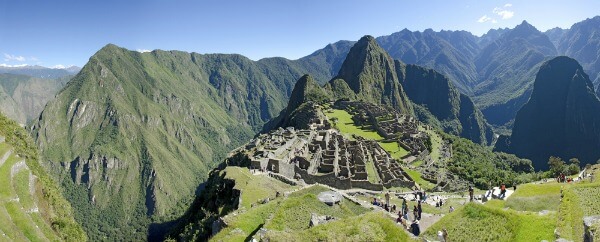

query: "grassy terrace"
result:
(326, 109), (409, 159)
(210, 185), (407, 242)
(222, 166), (296, 209)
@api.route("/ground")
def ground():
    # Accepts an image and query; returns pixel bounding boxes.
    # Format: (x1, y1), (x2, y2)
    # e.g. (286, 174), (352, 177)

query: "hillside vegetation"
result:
(0, 112), (86, 241)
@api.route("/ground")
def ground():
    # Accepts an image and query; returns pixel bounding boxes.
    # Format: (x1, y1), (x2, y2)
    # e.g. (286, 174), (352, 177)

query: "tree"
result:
(548, 156), (566, 176)
(569, 158), (580, 166)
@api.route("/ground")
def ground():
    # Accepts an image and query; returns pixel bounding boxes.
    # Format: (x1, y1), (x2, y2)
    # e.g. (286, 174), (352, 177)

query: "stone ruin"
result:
(335, 101), (430, 161)
(245, 126), (416, 191)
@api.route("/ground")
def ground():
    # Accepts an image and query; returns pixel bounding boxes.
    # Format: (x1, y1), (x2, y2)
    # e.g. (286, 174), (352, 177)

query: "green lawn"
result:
(377, 141), (409, 160)
(422, 128), (442, 163)
(328, 109), (383, 140)
(424, 203), (555, 242)
(265, 212), (413, 242)
(211, 185), (371, 242)
(404, 168), (436, 191)
(365, 160), (380, 184)
(223, 166), (296, 209)
(504, 183), (564, 212)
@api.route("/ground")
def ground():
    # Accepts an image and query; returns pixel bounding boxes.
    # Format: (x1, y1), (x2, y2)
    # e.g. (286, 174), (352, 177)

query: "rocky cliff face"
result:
(332, 35), (413, 115)
(495, 56), (600, 169)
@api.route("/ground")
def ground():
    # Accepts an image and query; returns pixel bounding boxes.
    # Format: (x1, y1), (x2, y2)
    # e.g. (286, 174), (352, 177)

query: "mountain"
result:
(495, 57), (600, 169)
(0, 112), (86, 240)
(329, 35), (413, 115)
(376, 29), (480, 94)
(556, 16), (600, 95)
(29, 44), (340, 240)
(0, 73), (69, 124)
(473, 20), (557, 126)
(399, 64), (493, 145)
(0, 65), (78, 79)
(477, 28), (510, 48)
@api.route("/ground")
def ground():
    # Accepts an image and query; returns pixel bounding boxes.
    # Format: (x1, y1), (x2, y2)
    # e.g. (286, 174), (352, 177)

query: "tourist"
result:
(392, 204), (397, 213)
(422, 191), (427, 202)
(403, 208), (409, 221)
(402, 198), (408, 214)
(413, 205), (418, 220)
(500, 184), (506, 198)
(442, 228), (448, 241)
(417, 201), (422, 220)
(385, 192), (391, 206)
(410, 220), (421, 236)
(372, 198), (380, 206)
(449, 206), (455, 213)
(468, 186), (474, 201)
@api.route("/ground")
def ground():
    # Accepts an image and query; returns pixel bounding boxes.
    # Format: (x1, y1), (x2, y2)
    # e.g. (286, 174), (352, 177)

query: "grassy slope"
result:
(222, 166), (296, 209)
(557, 167), (600, 241)
(210, 184), (394, 242)
(0, 113), (86, 241)
(424, 203), (555, 242)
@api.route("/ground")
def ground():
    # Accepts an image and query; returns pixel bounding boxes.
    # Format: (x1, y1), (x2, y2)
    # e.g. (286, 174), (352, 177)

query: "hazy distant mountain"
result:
(556, 16), (600, 96)
(376, 29), (480, 94)
(0, 73), (69, 124)
(0, 65), (79, 79)
(495, 57), (600, 169)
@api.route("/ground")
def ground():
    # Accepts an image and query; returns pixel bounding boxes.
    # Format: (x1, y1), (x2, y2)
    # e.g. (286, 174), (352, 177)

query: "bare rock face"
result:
(309, 213), (337, 227)
(317, 191), (342, 206)
(584, 215), (600, 242)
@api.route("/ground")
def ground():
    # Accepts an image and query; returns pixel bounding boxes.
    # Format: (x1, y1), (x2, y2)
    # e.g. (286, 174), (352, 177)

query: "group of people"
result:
(557, 173), (573, 183)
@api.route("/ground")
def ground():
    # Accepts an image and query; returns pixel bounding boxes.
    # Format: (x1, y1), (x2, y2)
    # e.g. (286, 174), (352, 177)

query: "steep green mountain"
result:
(495, 57), (600, 169)
(29, 44), (339, 240)
(0, 65), (79, 79)
(0, 73), (69, 124)
(400, 64), (494, 145)
(376, 29), (480, 94)
(329, 35), (413, 115)
(477, 28), (510, 48)
(265, 74), (330, 130)
(0, 112), (86, 241)
(556, 16), (600, 95)
(473, 21), (557, 127)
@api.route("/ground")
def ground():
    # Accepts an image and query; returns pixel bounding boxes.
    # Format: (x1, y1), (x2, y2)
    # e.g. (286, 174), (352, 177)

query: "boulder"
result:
(317, 191), (342, 206)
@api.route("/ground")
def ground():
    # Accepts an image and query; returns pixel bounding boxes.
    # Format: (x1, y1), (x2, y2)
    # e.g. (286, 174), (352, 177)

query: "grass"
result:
(404, 169), (436, 191)
(377, 141), (409, 160)
(211, 185), (370, 242)
(504, 183), (564, 212)
(421, 128), (442, 163)
(265, 212), (413, 242)
(328, 109), (383, 141)
(222, 166), (295, 209)
(558, 180), (600, 241)
(365, 160), (381, 184)
(424, 203), (555, 242)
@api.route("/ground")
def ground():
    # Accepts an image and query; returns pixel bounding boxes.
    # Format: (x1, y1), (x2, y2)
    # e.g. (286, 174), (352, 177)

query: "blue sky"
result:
(0, 0), (598, 68)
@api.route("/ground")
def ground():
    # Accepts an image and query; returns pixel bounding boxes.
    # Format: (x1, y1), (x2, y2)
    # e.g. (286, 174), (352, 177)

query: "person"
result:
(392, 204), (397, 213)
(468, 186), (474, 201)
(403, 206), (409, 221)
(422, 191), (427, 202)
(385, 192), (391, 206)
(417, 201), (423, 220)
(372, 198), (380, 206)
(449, 206), (455, 213)
(413, 205), (418, 220)
(410, 220), (421, 236)
(500, 184), (506, 198)
(443, 228), (448, 241)
(402, 198), (408, 215)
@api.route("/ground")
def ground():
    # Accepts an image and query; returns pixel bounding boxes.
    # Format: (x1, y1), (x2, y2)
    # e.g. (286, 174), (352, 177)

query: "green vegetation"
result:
(327, 109), (383, 140)
(404, 169), (436, 191)
(265, 212), (412, 242)
(505, 183), (563, 212)
(211, 185), (371, 242)
(222, 166), (295, 209)
(425, 203), (555, 242)
(557, 175), (600, 242)
(0, 113), (86, 241)
(443, 132), (536, 189)
(378, 141), (409, 160)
